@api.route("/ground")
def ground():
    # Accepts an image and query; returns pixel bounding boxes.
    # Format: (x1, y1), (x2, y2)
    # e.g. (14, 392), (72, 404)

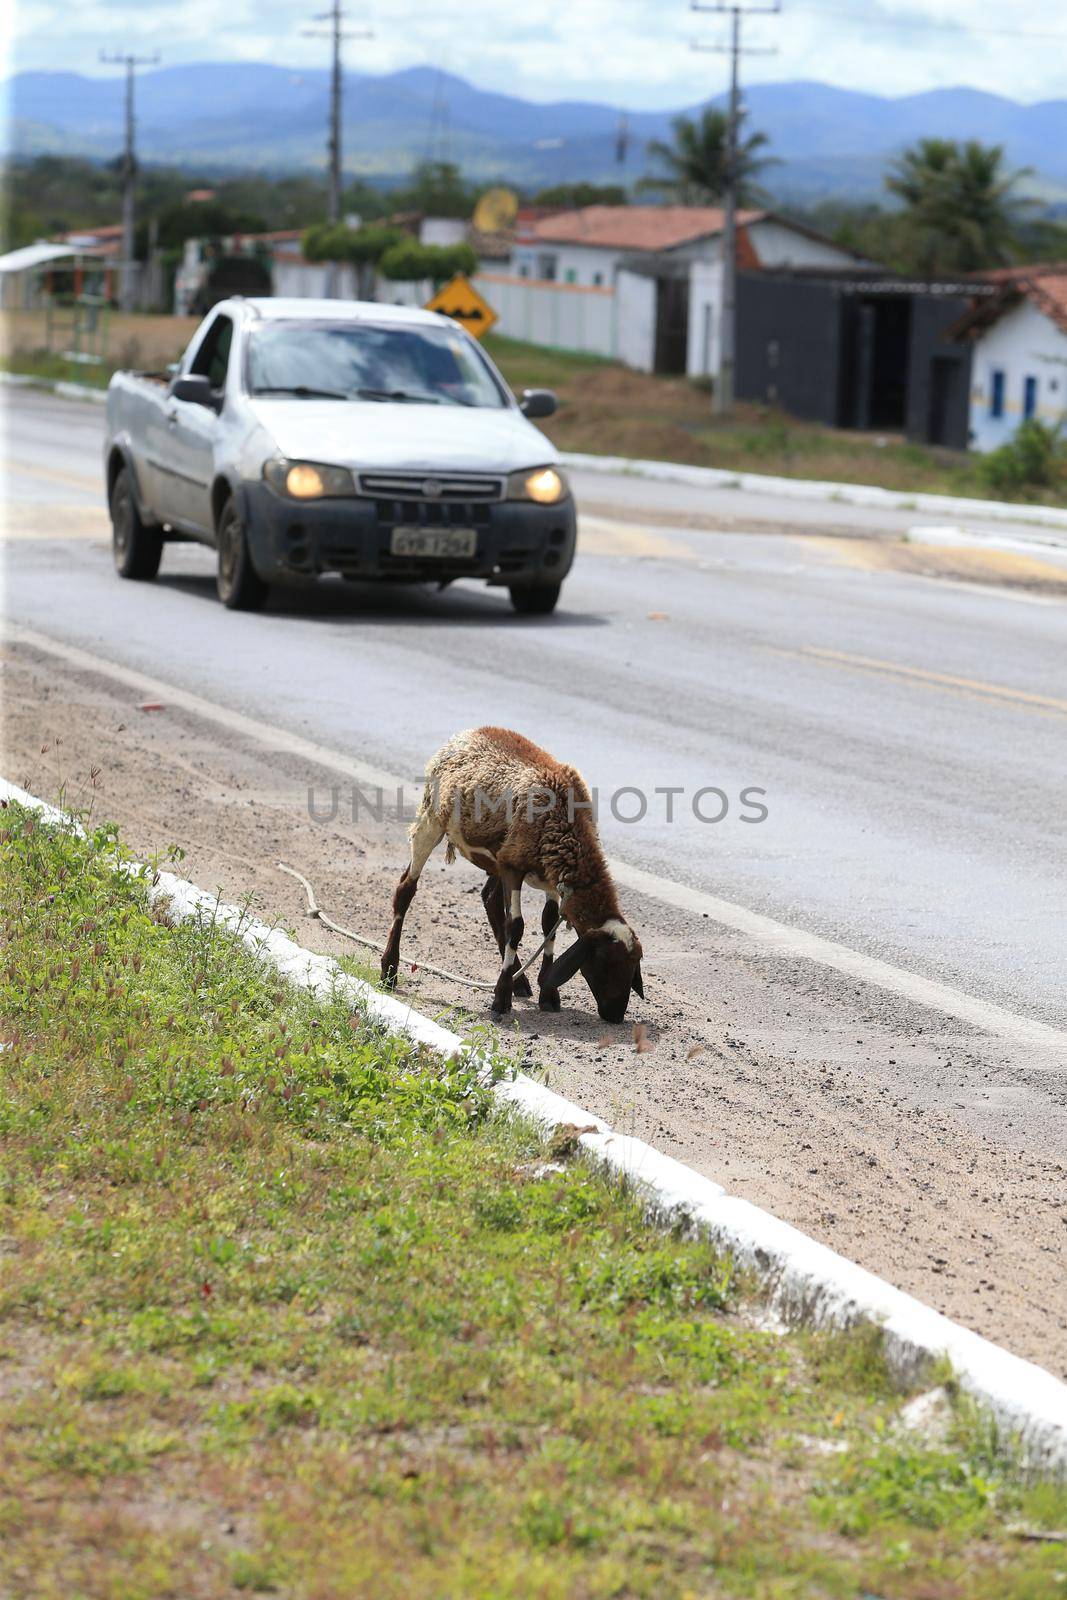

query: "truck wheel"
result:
(216, 496), (269, 612)
(110, 466), (163, 580)
(509, 583), (561, 616)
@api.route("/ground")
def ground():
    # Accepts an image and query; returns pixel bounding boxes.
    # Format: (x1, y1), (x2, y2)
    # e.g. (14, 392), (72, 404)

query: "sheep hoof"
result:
(538, 987), (561, 1012)
(512, 971), (533, 999)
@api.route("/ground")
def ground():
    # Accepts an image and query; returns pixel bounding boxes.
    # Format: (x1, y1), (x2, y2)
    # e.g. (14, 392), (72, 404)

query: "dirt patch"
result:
(1, 309), (198, 374)
(3, 641), (1066, 1379)
(807, 533), (1067, 595)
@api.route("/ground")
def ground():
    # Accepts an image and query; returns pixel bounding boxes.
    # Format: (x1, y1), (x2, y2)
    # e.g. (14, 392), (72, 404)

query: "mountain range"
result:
(6, 63), (1067, 205)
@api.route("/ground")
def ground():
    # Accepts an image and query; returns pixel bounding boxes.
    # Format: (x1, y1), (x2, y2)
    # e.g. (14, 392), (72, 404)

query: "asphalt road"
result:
(5, 388), (1066, 1025)
(3, 386), (1066, 1368)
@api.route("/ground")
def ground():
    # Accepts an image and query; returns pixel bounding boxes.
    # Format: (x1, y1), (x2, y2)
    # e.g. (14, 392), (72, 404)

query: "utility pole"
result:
(304, 2), (372, 295)
(691, 2), (778, 414)
(100, 51), (159, 313)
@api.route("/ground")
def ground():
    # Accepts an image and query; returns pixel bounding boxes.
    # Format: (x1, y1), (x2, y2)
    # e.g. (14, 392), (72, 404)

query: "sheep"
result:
(381, 727), (644, 1021)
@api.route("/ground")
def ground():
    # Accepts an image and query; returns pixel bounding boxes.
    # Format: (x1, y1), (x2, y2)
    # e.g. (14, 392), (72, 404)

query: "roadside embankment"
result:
(2, 790), (1067, 1598)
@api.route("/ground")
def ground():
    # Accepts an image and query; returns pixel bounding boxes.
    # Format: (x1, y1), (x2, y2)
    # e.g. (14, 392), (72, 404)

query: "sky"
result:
(6, 0), (1066, 106)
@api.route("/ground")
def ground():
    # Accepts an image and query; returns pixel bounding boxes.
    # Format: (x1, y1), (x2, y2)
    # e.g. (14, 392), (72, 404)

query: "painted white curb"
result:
(908, 523), (1067, 568)
(562, 448), (1067, 540)
(4, 773), (1066, 1472)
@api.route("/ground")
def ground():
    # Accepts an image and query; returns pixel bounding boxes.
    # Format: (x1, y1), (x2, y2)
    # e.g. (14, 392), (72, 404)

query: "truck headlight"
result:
(263, 459), (356, 499)
(508, 466), (568, 505)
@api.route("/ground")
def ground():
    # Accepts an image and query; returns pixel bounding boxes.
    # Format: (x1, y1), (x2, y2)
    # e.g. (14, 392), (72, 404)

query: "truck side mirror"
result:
(170, 374), (218, 408)
(520, 388), (557, 419)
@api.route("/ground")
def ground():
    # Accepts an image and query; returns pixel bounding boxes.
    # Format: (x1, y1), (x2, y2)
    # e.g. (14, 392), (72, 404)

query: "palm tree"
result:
(885, 138), (1033, 273)
(640, 108), (774, 206)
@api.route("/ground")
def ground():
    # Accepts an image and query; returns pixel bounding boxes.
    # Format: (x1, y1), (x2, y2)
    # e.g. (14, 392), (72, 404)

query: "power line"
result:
(99, 51), (159, 313)
(691, 1), (780, 417)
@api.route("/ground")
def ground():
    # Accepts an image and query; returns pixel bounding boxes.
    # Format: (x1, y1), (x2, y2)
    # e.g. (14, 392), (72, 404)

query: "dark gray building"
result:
(736, 269), (996, 449)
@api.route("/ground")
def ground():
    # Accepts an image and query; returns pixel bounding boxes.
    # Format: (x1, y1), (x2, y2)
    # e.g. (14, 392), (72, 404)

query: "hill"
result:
(6, 64), (1067, 203)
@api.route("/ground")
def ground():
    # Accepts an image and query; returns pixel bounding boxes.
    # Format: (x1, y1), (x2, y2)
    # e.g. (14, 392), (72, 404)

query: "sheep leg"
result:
(481, 876), (532, 998)
(490, 872), (525, 1016)
(537, 894), (562, 1012)
(381, 809), (443, 988)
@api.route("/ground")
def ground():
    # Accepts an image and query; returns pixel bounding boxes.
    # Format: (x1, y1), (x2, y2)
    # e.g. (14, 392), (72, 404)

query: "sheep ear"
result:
(545, 936), (588, 988)
(631, 961), (644, 999)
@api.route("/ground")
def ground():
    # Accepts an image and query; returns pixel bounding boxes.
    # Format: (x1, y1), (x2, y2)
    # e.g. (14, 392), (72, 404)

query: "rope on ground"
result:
(276, 861), (558, 992)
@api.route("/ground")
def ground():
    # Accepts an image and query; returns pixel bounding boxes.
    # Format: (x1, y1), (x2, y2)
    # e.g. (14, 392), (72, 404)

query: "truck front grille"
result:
(357, 472), (504, 502)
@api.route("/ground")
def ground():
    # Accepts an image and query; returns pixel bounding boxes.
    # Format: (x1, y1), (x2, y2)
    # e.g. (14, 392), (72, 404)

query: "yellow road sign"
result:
(425, 274), (498, 340)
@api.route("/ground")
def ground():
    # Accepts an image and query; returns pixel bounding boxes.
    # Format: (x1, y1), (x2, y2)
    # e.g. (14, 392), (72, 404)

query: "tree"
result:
(394, 161), (476, 219)
(155, 199), (268, 251)
(885, 138), (1033, 273)
(535, 182), (628, 209)
(640, 108), (773, 206)
(302, 223), (404, 266)
(378, 239), (477, 283)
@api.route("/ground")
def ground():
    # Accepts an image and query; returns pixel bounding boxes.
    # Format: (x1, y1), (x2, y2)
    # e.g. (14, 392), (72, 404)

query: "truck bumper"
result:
(242, 484), (577, 590)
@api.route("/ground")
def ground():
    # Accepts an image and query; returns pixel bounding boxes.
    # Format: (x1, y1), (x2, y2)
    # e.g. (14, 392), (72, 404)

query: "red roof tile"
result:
(951, 266), (1067, 339)
(518, 205), (767, 253)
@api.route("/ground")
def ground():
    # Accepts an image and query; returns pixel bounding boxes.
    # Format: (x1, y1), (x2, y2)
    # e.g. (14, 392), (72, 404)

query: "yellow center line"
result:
(776, 645), (1067, 715)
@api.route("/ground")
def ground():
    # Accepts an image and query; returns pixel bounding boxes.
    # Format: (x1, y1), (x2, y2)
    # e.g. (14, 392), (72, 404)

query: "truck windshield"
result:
(247, 321), (507, 409)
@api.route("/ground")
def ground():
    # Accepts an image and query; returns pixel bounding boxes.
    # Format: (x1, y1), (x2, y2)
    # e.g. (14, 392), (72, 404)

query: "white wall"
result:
(419, 218), (468, 247)
(967, 299), (1067, 452)
(271, 257), (360, 299)
(473, 271), (617, 358)
(686, 259), (723, 378)
(377, 277), (436, 308)
(616, 271), (656, 372)
(748, 219), (860, 270)
(512, 241), (620, 287)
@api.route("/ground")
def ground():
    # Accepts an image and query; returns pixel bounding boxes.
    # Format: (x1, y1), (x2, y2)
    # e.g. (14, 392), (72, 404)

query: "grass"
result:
(1, 799), (1066, 1598)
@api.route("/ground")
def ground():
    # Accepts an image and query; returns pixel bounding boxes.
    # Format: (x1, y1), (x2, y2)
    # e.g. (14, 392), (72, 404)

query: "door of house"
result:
(927, 356), (959, 446)
(654, 278), (689, 376)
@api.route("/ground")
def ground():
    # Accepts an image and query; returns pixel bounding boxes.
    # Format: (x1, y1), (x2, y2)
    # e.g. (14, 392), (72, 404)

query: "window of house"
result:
(989, 369), (1005, 418)
(564, 268), (577, 284)
(518, 262), (529, 278)
(537, 253), (558, 281)
(592, 271), (603, 286)
(1023, 375), (1038, 419)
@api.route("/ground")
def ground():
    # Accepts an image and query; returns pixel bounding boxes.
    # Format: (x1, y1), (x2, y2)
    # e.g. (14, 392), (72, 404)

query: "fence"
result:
(473, 273), (617, 359)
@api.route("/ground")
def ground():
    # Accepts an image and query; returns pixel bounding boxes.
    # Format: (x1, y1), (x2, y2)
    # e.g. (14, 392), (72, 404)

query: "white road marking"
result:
(10, 621), (1067, 1060)
(611, 859), (1066, 1058)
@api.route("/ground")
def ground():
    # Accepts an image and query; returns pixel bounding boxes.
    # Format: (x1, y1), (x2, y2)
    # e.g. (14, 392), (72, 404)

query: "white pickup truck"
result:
(104, 297), (576, 613)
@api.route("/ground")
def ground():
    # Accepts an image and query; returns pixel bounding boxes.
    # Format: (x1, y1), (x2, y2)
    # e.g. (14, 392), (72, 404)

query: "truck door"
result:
(159, 312), (234, 534)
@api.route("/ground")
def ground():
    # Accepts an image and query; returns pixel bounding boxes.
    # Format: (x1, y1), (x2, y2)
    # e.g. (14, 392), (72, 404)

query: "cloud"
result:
(9, 0), (1066, 105)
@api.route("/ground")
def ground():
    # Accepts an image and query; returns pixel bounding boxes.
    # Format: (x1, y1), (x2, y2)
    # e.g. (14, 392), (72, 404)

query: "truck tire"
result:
(216, 496), (269, 612)
(110, 466), (163, 581)
(509, 582), (561, 616)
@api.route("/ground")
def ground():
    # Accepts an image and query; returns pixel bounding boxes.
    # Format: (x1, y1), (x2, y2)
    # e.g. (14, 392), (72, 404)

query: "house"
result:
(735, 269), (1000, 448)
(485, 205), (862, 376)
(947, 265), (1067, 452)
(0, 241), (115, 310)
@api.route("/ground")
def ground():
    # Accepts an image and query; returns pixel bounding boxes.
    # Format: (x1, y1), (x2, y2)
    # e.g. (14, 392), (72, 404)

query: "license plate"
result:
(389, 527), (477, 558)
